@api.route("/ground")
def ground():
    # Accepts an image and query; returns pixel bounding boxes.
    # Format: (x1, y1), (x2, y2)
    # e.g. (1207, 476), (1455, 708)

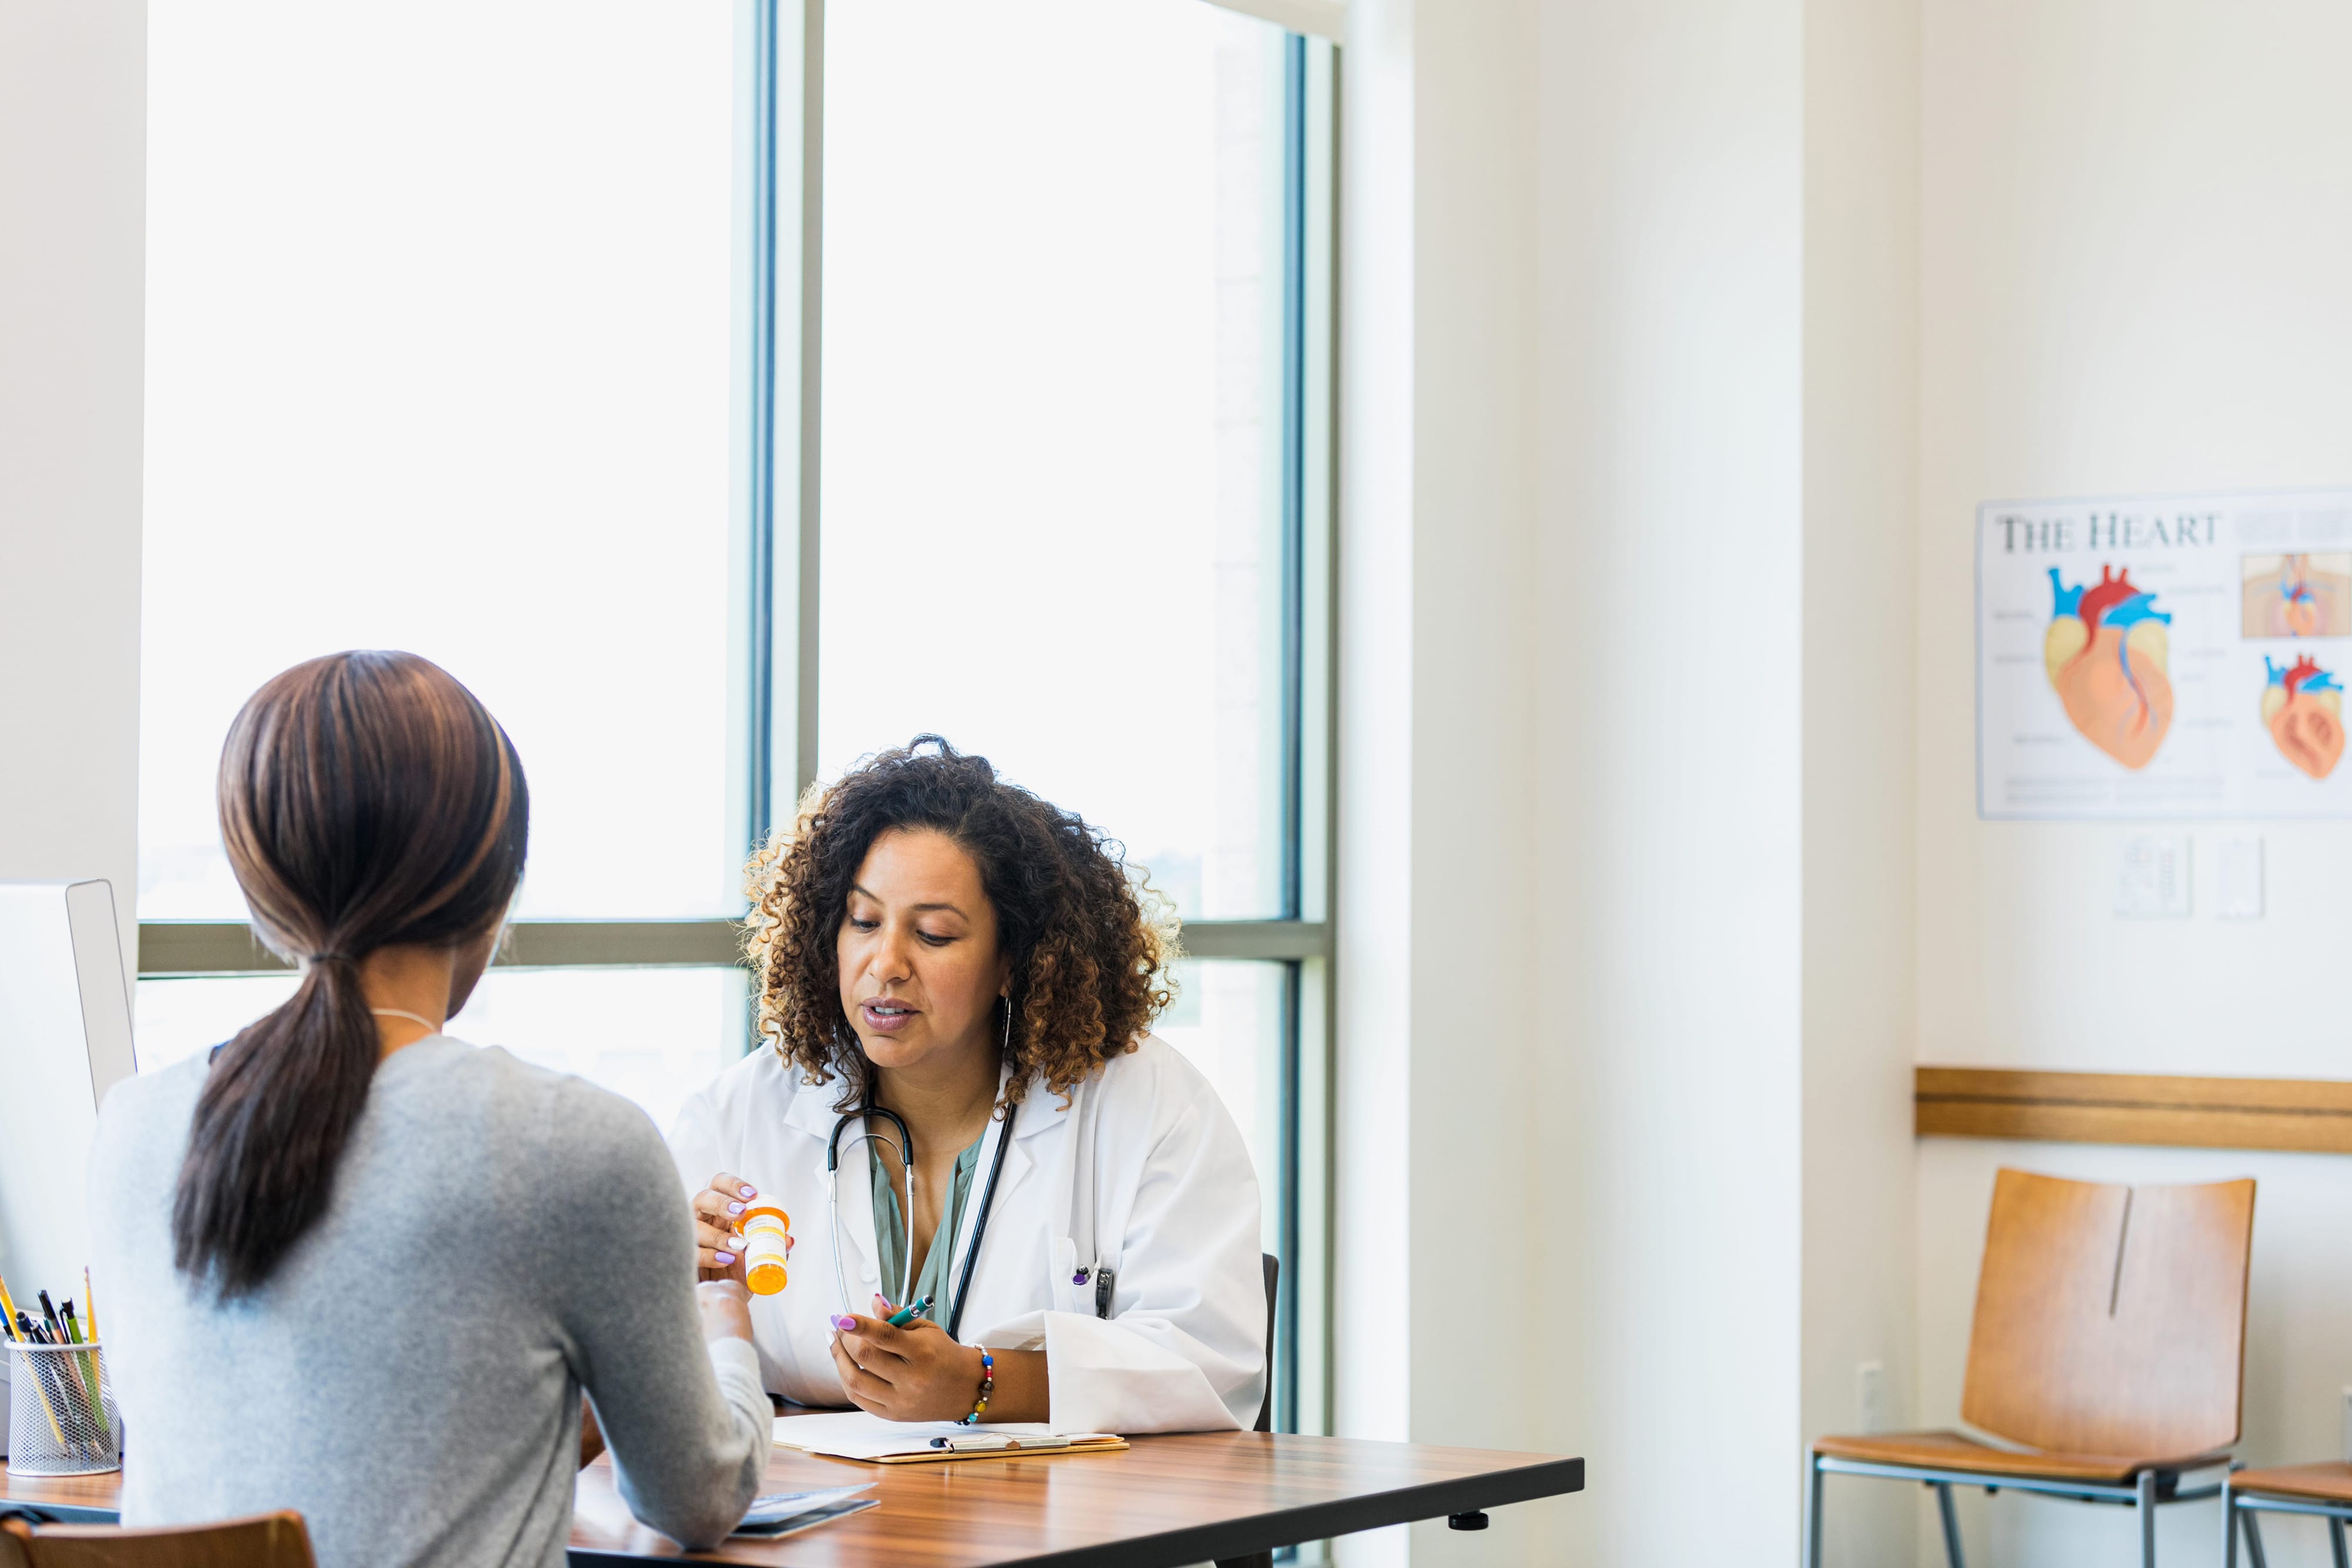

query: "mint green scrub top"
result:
(871, 1131), (984, 1314)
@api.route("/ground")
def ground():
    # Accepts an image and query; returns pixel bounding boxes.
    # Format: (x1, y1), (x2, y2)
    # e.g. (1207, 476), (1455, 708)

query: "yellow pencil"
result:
(0, 1272), (71, 1452)
(83, 1265), (111, 1441)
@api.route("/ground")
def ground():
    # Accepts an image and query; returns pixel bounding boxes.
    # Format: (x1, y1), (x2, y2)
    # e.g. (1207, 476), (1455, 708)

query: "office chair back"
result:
(1961, 1168), (2254, 1457)
(0, 1510), (316, 1568)
(1257, 1252), (1279, 1434)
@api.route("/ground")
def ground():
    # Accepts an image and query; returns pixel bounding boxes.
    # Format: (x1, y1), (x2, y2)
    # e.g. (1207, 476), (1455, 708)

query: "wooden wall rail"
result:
(1916, 1068), (2352, 1154)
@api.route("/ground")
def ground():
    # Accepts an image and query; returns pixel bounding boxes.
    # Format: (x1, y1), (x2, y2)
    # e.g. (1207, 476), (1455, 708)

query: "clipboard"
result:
(860, 1435), (1129, 1465)
(773, 1412), (1128, 1465)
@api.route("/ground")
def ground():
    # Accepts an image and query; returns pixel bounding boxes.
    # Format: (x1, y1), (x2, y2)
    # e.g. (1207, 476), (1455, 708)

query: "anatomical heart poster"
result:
(1978, 488), (2352, 819)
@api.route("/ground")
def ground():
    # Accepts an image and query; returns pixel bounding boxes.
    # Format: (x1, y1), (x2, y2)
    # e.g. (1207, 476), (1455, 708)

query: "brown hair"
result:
(173, 651), (527, 1297)
(744, 735), (1177, 1112)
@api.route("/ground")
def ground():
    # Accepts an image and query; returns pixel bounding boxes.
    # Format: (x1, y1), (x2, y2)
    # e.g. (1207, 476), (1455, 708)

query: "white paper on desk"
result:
(772, 1411), (1117, 1459)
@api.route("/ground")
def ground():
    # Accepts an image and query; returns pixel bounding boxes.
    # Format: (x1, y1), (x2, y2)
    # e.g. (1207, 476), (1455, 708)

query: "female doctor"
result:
(666, 737), (1265, 1433)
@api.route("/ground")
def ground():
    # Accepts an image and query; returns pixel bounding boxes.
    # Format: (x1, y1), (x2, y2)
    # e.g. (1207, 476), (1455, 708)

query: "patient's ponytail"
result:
(173, 651), (527, 1297)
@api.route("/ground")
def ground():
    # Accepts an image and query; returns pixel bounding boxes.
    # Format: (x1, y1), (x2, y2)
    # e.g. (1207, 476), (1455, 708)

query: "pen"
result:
(885, 1295), (934, 1328)
(12, 1309), (78, 1454)
(0, 1279), (72, 1453)
(61, 1303), (102, 1394)
(61, 1299), (112, 1443)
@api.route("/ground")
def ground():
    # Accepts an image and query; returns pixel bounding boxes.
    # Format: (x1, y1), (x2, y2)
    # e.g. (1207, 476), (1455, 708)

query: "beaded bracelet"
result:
(960, 1350), (995, 1426)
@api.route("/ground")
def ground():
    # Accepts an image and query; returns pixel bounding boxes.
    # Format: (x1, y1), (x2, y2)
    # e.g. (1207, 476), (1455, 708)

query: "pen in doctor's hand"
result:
(885, 1295), (933, 1328)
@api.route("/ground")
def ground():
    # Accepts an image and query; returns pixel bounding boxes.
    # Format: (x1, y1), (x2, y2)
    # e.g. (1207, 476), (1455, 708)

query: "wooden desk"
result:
(4, 1433), (1582, 1565)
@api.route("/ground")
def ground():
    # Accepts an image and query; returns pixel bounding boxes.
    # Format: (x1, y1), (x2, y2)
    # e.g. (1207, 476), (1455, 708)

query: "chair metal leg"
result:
(1935, 1482), (1966, 1568)
(2331, 1514), (2348, 1568)
(1803, 1454), (1825, 1568)
(2137, 1470), (2157, 1568)
(2222, 1482), (2237, 1568)
(2242, 1507), (2269, 1568)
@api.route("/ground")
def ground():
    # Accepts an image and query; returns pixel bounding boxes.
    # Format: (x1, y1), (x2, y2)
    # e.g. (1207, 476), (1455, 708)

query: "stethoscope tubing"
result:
(947, 1098), (1015, 1340)
(824, 1098), (1017, 1342)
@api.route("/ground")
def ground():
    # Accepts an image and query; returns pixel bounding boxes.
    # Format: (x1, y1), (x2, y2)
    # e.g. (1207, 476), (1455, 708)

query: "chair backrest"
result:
(1960, 1167), (2254, 1457)
(0, 1511), (316, 1568)
(1257, 1251), (1280, 1434)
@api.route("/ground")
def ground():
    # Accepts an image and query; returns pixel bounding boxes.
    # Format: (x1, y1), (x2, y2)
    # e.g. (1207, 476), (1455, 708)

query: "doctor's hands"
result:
(690, 1169), (754, 1285)
(829, 1297), (986, 1422)
(831, 1296), (1050, 1423)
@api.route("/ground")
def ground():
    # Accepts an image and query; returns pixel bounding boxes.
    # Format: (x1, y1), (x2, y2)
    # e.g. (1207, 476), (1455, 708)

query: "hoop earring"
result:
(1000, 995), (1013, 1055)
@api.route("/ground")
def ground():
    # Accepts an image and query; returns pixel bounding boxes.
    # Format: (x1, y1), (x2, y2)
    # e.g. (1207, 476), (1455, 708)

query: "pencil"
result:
(61, 1301), (109, 1444)
(0, 1279), (71, 1454)
(21, 1313), (96, 1459)
(83, 1266), (112, 1442)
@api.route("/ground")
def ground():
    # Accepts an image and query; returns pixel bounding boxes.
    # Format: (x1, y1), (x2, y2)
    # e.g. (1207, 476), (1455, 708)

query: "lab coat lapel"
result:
(941, 1064), (1030, 1310)
(784, 1079), (883, 1303)
(942, 1105), (1028, 1309)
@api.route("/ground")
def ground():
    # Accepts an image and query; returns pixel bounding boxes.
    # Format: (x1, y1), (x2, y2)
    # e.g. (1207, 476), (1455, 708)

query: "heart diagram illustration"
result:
(2272, 557), (2326, 636)
(2261, 654), (2344, 779)
(2043, 564), (2174, 769)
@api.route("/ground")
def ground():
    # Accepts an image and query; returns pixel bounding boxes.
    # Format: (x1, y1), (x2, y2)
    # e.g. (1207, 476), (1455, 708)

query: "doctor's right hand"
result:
(691, 1170), (755, 1286)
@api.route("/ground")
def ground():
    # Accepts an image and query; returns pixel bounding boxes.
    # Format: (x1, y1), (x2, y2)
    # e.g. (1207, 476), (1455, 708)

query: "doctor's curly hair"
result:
(742, 735), (1180, 1113)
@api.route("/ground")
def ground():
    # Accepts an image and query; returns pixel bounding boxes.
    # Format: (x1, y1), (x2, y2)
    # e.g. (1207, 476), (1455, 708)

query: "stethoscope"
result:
(824, 1098), (1015, 1340)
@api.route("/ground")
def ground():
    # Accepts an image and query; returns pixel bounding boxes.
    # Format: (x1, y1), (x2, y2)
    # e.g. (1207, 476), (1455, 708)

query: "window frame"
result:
(133, 0), (1339, 1440)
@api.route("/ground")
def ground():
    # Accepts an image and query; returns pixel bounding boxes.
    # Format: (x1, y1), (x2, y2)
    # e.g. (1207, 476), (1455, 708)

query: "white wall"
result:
(1801, 0), (1923, 1562)
(1914, 3), (2352, 1564)
(1532, 0), (1809, 1561)
(1335, 1), (1939, 1562)
(1334, 0), (1548, 1560)
(0, 0), (146, 955)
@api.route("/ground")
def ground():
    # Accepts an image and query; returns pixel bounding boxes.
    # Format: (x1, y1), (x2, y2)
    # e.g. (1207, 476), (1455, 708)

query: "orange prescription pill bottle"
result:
(741, 1205), (793, 1295)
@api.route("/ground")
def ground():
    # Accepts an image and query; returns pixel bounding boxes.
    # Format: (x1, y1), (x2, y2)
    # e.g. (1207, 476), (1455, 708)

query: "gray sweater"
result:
(88, 1037), (769, 1568)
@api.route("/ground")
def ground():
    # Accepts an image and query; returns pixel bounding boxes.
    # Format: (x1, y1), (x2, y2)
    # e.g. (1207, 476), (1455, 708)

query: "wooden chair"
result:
(1805, 1168), (2256, 1568)
(2223, 1463), (2352, 1567)
(0, 1511), (315, 1567)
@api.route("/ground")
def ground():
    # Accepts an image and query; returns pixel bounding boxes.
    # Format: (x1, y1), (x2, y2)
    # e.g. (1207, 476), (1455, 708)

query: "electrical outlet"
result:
(1858, 1362), (1886, 1435)
(2116, 835), (2193, 918)
(2219, 837), (2264, 921)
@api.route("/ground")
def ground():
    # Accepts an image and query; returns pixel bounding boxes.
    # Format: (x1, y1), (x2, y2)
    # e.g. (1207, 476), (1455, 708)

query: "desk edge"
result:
(672, 1453), (1588, 1568)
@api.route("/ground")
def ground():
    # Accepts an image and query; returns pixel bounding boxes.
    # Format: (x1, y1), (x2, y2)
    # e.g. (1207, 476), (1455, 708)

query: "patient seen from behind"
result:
(88, 650), (770, 1568)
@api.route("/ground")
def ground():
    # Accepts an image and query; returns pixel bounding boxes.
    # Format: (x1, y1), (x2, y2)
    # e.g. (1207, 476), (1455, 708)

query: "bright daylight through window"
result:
(139, 0), (1332, 1430)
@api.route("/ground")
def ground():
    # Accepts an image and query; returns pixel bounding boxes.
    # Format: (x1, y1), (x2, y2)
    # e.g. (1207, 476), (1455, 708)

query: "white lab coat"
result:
(664, 1034), (1266, 1433)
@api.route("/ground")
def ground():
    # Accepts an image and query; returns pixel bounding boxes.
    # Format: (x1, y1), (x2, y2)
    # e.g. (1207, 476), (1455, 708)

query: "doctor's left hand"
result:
(829, 1298), (989, 1423)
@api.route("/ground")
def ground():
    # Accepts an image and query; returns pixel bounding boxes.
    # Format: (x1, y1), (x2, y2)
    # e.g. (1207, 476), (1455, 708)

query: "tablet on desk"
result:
(734, 1484), (878, 1537)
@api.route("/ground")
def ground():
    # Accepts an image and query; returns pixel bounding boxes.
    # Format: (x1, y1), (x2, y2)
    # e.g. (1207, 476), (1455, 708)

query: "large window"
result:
(138, 1), (751, 1124)
(139, 0), (1333, 1435)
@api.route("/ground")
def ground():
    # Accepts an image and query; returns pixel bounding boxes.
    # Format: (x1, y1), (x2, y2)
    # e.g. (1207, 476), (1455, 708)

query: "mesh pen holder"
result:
(6, 1339), (121, 1475)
